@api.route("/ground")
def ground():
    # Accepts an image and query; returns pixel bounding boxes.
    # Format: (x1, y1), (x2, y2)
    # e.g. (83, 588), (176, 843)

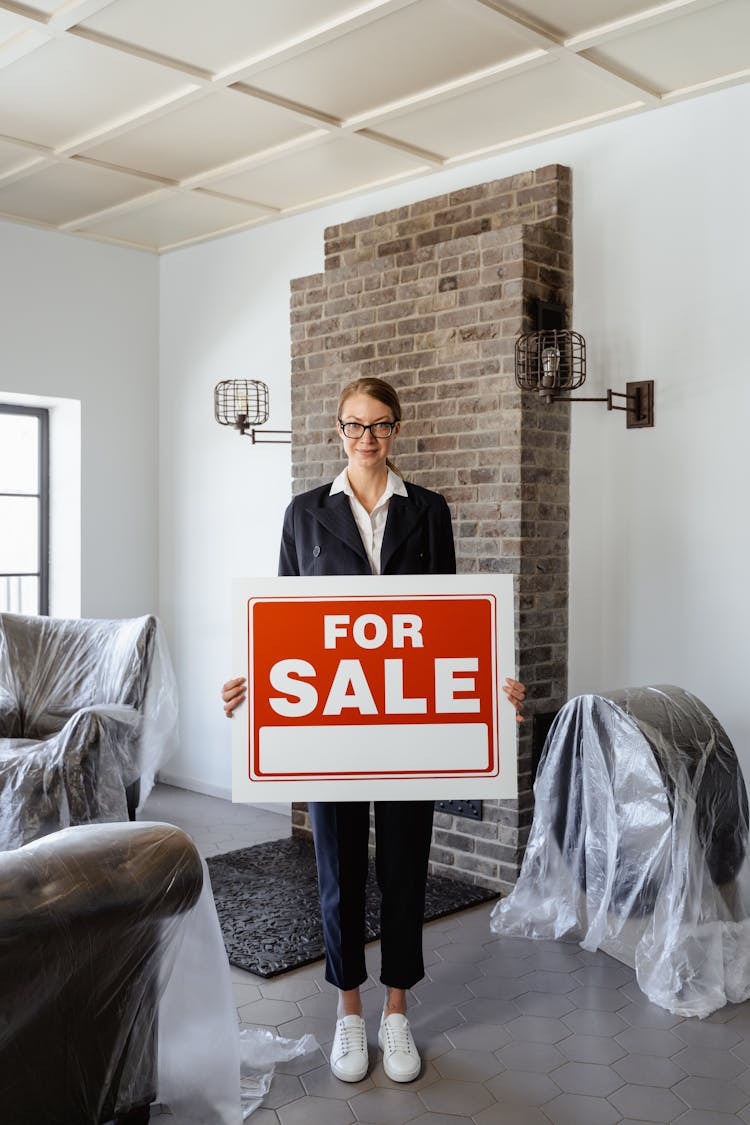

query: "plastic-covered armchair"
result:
(0, 821), (204, 1125)
(492, 685), (750, 1017)
(0, 613), (178, 851)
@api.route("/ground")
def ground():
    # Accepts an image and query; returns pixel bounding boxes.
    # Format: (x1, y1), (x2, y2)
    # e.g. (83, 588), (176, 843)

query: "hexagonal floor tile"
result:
(485, 1068), (561, 1106)
(672, 1075), (749, 1114)
(567, 986), (629, 1012)
(455, 994), (521, 1024)
(608, 1082), (689, 1122)
(480, 955), (535, 979)
(474, 1104), (551, 1125)
(612, 1052), (687, 1087)
(411, 1113), (482, 1125)
(417, 1078), (494, 1116)
(411, 980), (475, 1007)
(615, 1000), (684, 1030)
(562, 1009), (628, 1038)
(425, 959), (484, 984)
(673, 1020), (743, 1050)
(259, 973), (322, 1002)
(558, 1034), (626, 1065)
(467, 974), (528, 1000)
(551, 1061), (623, 1097)
(432, 1047), (503, 1082)
(614, 1027), (686, 1058)
(277, 1094), (355, 1125)
(443, 1020), (511, 1052)
(237, 997), (303, 1025)
(572, 963), (634, 990)
(497, 1040), (566, 1074)
(262, 1072), (306, 1109)
(506, 1015), (572, 1044)
(680, 1112), (750, 1125)
(518, 969), (578, 995)
(349, 1086), (424, 1122)
(523, 950), (586, 974)
(433, 942), (493, 964)
(541, 1092), (621, 1124)
(513, 991), (575, 1018)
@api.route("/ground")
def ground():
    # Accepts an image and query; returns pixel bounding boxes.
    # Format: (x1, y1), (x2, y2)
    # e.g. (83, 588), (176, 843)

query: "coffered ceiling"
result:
(0, 0), (747, 252)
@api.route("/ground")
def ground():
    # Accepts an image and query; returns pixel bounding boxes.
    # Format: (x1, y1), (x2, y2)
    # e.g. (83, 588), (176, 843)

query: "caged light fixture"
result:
(213, 380), (291, 444)
(515, 301), (654, 428)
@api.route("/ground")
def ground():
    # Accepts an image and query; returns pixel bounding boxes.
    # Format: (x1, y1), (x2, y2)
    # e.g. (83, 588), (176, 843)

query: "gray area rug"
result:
(206, 835), (499, 977)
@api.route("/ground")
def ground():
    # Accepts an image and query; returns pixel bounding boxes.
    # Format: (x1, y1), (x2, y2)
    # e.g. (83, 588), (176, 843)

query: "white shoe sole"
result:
(331, 1057), (369, 1083)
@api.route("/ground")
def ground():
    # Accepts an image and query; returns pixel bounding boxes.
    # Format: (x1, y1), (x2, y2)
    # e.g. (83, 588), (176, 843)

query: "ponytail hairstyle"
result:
(337, 377), (403, 476)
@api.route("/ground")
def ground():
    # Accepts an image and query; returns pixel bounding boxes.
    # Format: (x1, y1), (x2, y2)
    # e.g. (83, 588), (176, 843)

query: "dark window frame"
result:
(0, 404), (50, 615)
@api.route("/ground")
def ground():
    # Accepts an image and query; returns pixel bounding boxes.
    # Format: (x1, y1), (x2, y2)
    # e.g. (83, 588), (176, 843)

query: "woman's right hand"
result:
(222, 676), (247, 718)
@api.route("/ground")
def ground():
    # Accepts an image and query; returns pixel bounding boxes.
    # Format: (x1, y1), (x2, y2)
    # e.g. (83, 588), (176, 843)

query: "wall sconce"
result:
(213, 380), (291, 444)
(515, 304), (654, 428)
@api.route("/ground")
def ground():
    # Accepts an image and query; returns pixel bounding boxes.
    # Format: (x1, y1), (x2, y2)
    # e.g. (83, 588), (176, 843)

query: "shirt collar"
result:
(330, 466), (408, 503)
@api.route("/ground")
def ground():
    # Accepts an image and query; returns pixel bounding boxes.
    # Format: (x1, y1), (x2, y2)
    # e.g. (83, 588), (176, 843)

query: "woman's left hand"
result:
(502, 677), (526, 723)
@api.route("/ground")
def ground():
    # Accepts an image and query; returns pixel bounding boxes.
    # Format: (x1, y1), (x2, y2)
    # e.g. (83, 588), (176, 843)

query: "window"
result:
(0, 405), (49, 614)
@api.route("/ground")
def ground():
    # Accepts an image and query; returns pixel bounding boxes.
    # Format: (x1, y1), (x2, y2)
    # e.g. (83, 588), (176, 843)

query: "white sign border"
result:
(232, 574), (517, 802)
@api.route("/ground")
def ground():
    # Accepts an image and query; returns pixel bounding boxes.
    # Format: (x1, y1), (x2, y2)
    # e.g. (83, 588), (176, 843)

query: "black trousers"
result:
(309, 801), (435, 991)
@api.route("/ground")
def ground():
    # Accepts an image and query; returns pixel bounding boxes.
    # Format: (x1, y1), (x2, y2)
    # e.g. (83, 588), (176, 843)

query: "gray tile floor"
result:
(142, 784), (750, 1125)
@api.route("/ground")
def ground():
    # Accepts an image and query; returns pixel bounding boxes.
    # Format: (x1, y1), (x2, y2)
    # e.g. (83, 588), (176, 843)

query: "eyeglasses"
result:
(338, 419), (397, 439)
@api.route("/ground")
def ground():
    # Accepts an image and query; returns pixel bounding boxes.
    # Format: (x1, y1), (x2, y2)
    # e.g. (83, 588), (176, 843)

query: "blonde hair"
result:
(337, 377), (402, 422)
(337, 377), (403, 475)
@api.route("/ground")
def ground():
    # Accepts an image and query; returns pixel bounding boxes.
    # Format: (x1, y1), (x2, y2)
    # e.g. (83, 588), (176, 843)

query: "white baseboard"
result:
(158, 771), (231, 801)
(157, 771), (291, 817)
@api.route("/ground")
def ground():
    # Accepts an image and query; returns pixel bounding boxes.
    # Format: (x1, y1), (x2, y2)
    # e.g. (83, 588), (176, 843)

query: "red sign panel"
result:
(247, 593), (499, 783)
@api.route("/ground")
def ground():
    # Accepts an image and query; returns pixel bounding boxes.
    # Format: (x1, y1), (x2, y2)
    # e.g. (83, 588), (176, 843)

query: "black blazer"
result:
(278, 480), (456, 577)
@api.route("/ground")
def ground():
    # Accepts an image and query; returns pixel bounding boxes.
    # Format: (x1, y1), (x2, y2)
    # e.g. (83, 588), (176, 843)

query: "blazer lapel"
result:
(306, 491), (369, 565)
(381, 490), (424, 574)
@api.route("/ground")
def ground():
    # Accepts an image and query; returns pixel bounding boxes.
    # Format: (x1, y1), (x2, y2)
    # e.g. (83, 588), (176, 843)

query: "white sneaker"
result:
(378, 1013), (421, 1083)
(330, 1014), (369, 1082)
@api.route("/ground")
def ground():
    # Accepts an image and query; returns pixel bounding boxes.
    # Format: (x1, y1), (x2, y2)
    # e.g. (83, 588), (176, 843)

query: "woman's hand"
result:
(222, 676), (247, 718)
(502, 677), (526, 723)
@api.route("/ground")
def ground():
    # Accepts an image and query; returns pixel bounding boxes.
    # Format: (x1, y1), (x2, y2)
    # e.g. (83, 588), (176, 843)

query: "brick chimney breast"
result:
(290, 165), (573, 894)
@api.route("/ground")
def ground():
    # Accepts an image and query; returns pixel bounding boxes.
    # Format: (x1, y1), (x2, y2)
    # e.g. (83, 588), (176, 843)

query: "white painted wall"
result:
(0, 222), (159, 618)
(567, 87), (750, 762)
(154, 81), (747, 793)
(158, 219), (314, 795)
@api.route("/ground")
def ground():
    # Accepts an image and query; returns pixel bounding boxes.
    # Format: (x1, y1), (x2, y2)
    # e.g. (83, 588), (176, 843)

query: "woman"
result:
(223, 377), (525, 1084)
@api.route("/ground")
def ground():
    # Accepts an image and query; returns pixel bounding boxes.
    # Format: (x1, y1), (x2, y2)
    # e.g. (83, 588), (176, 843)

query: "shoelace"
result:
(382, 1017), (414, 1055)
(336, 1018), (366, 1057)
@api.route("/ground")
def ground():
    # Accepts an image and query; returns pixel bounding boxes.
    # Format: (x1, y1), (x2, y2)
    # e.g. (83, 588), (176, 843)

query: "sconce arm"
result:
(606, 389), (638, 412)
(549, 395), (609, 404)
(545, 380), (654, 428)
(231, 414), (291, 443)
(249, 429), (292, 445)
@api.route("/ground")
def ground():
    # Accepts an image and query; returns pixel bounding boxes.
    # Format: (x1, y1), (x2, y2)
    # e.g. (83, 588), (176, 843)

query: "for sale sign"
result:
(232, 575), (517, 801)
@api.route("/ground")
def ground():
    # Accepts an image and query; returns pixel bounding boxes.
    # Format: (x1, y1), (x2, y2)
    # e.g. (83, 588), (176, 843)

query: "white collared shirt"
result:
(330, 466), (408, 575)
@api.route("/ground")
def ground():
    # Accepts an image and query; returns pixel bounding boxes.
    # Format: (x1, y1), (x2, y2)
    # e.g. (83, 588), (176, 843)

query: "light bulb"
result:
(541, 346), (560, 389)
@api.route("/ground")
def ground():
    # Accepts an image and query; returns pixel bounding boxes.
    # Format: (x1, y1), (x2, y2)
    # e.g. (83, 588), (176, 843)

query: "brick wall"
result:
(289, 164), (572, 894)
(323, 165), (570, 271)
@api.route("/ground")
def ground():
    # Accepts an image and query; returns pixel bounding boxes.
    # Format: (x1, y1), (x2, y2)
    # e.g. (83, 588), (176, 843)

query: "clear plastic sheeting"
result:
(0, 820), (244, 1125)
(491, 685), (750, 1018)
(0, 613), (179, 850)
(239, 1029), (319, 1119)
